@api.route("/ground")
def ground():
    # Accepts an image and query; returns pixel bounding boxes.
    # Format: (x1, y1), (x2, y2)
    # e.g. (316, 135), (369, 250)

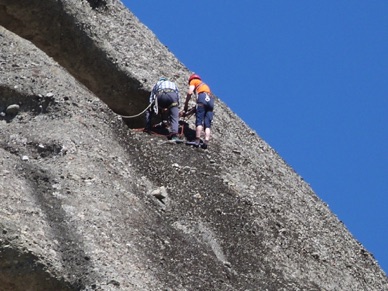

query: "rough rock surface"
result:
(0, 0), (387, 290)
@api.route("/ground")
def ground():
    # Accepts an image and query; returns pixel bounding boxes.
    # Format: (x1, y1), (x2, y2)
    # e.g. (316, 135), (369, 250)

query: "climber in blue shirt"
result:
(145, 77), (183, 142)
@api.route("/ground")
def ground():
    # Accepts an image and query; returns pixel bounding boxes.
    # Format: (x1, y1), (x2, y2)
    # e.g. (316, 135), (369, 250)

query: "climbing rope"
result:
(118, 102), (152, 119)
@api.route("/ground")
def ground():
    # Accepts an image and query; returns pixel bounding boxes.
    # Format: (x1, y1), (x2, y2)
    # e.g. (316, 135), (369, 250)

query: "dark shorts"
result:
(196, 92), (214, 128)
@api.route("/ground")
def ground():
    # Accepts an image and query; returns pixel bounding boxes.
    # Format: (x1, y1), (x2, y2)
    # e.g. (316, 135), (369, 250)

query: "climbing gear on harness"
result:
(168, 102), (178, 109)
(188, 73), (201, 84)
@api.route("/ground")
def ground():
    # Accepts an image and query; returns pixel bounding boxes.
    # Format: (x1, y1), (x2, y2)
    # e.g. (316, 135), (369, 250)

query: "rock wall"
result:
(0, 0), (387, 290)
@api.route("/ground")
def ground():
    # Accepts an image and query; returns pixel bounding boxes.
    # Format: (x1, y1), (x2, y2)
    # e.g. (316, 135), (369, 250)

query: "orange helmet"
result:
(188, 73), (201, 84)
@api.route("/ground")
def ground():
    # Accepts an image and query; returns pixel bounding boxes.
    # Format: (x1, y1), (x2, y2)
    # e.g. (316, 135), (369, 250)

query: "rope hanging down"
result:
(118, 102), (152, 119)
(118, 97), (159, 119)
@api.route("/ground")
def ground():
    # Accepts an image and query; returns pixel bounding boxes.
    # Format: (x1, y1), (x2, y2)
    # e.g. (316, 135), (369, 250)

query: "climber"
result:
(183, 73), (214, 149)
(145, 77), (183, 143)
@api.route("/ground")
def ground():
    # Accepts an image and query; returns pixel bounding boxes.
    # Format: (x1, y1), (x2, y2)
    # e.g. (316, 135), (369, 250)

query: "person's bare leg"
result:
(204, 128), (211, 143)
(196, 125), (203, 142)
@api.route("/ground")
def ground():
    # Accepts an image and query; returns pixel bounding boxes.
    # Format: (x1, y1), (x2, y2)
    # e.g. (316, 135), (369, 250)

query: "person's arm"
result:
(184, 85), (195, 111)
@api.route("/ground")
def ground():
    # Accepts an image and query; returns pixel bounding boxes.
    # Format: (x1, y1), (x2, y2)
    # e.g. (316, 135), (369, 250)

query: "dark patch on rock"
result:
(0, 227), (76, 291)
(86, 0), (107, 10)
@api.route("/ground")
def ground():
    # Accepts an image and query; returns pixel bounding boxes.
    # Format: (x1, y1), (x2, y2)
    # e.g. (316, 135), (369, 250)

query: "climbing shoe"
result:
(185, 140), (200, 147)
(170, 136), (184, 144)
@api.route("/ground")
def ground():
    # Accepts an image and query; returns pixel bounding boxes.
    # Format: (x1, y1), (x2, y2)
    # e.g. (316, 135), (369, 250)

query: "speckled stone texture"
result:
(0, 1), (387, 290)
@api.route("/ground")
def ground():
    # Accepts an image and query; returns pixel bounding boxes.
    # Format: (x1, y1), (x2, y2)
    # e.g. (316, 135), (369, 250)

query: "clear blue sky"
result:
(123, 1), (388, 275)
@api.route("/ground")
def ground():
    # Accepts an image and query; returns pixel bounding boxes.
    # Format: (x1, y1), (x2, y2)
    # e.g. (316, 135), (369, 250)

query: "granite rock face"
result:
(0, 1), (387, 290)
